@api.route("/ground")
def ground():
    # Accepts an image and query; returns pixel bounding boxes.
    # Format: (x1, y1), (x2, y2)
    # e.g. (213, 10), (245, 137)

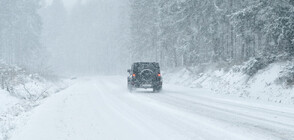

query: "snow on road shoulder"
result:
(0, 91), (19, 114)
(0, 78), (72, 140)
(164, 61), (294, 104)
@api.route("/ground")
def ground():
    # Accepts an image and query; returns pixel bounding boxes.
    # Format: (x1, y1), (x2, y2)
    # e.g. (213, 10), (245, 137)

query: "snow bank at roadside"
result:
(0, 62), (71, 140)
(164, 60), (294, 104)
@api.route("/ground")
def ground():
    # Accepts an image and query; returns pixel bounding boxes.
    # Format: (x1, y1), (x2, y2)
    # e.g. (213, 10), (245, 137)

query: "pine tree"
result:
(0, 0), (43, 72)
(129, 0), (294, 70)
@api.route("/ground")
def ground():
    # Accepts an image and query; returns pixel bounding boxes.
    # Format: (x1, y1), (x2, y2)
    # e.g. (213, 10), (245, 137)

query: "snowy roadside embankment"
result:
(9, 76), (294, 140)
(0, 62), (71, 140)
(164, 59), (294, 104)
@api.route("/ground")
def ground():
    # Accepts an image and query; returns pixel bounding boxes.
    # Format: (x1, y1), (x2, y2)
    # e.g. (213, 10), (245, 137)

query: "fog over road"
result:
(11, 76), (294, 140)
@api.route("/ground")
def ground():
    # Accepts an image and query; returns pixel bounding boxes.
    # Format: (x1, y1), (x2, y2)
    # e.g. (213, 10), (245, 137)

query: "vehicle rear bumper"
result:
(132, 81), (162, 89)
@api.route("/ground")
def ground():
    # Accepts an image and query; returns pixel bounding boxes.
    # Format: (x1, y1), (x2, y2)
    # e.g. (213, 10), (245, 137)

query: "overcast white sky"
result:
(46, 0), (86, 10)
(62, 0), (77, 8)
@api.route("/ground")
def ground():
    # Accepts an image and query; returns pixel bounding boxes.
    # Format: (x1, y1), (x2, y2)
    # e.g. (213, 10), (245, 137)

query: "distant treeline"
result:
(129, 0), (294, 68)
(0, 0), (46, 72)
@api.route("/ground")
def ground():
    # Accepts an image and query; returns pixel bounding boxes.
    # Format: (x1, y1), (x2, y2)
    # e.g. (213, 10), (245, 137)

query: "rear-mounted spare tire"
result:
(140, 69), (154, 82)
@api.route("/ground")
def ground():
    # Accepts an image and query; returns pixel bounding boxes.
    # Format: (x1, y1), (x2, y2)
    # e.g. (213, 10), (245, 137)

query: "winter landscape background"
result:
(0, 0), (294, 140)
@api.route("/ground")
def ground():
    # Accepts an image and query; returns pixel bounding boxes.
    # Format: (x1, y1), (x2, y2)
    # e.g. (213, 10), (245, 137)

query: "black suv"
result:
(127, 62), (162, 92)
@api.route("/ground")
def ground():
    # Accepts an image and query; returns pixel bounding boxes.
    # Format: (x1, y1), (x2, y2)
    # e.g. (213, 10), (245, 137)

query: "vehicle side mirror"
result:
(127, 69), (131, 73)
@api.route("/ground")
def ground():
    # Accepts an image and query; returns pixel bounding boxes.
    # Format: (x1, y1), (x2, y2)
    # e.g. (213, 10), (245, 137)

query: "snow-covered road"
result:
(11, 76), (294, 140)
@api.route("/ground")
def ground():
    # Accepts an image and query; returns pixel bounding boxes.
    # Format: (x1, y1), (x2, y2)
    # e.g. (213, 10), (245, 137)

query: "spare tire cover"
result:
(140, 69), (154, 82)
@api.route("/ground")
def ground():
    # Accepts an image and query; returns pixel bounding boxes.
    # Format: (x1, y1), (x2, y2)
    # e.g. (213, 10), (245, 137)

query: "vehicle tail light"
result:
(158, 74), (161, 77)
(132, 74), (136, 77)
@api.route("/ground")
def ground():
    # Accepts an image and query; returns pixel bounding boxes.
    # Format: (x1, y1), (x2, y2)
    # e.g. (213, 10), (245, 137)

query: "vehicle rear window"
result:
(133, 63), (160, 73)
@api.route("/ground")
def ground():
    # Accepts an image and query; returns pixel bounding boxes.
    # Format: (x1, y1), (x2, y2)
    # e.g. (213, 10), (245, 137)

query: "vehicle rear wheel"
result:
(158, 87), (162, 92)
(152, 87), (159, 93)
(153, 86), (162, 93)
(128, 84), (133, 93)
